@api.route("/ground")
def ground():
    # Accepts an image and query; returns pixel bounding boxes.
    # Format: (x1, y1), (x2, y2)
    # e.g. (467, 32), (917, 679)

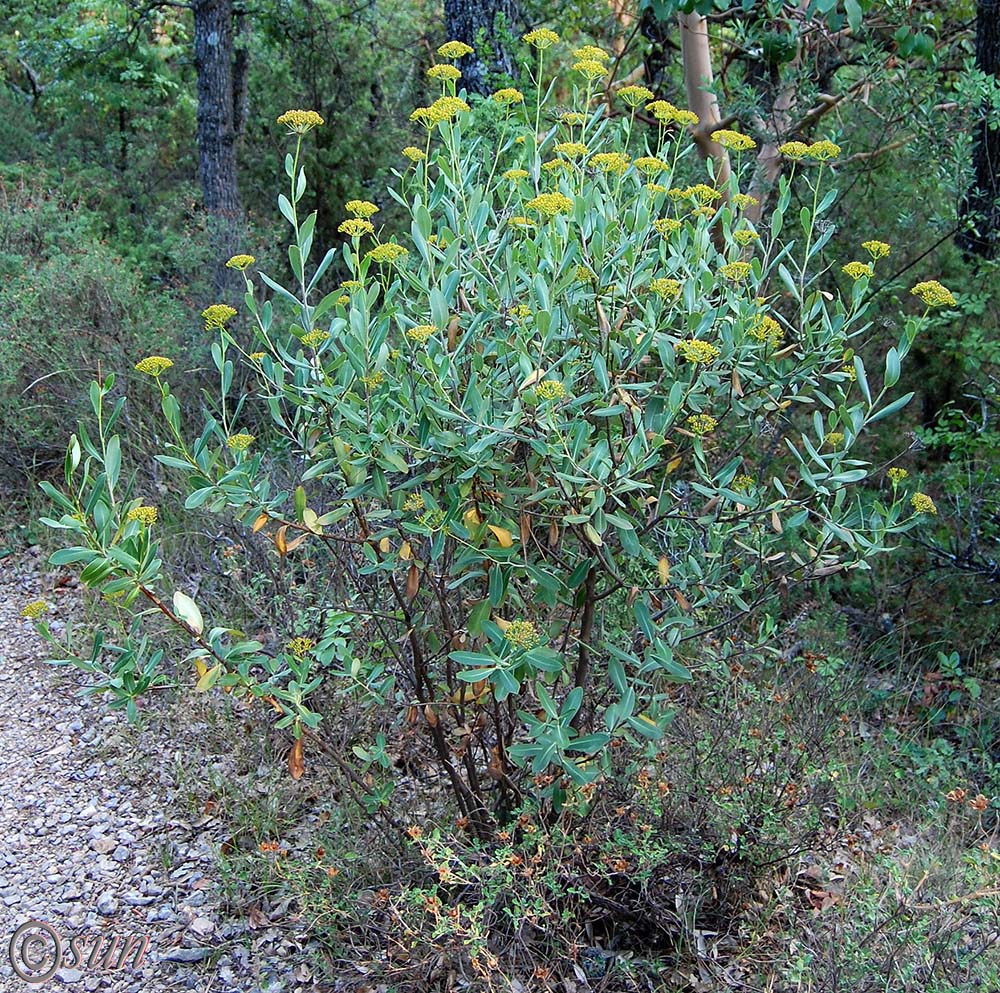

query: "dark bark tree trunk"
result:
(192, 0), (245, 292)
(444, 0), (519, 97)
(956, 0), (1000, 261)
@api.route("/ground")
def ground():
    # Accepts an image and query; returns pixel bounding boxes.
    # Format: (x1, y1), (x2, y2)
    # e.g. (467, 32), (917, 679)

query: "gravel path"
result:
(0, 551), (322, 992)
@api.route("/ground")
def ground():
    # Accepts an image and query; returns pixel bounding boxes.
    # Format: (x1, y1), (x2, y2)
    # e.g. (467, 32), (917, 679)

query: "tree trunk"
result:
(956, 0), (1000, 261)
(444, 0), (519, 97)
(192, 0), (244, 292)
(678, 13), (730, 191)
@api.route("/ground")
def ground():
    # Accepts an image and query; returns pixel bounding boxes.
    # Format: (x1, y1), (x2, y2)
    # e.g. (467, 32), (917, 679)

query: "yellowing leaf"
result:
(771, 510), (783, 534)
(666, 455), (682, 474)
(302, 508), (323, 534)
(516, 369), (547, 392)
(194, 658), (208, 680)
(288, 738), (304, 780)
(406, 561), (420, 599)
(548, 520), (559, 547)
(657, 556), (671, 585)
(173, 590), (204, 635)
(274, 525), (288, 556)
(463, 506), (482, 527)
(378, 537), (391, 554)
(251, 513), (269, 533)
(196, 663), (220, 692)
(399, 540), (413, 561)
(488, 525), (514, 548)
(285, 533), (308, 552)
(584, 523), (603, 547)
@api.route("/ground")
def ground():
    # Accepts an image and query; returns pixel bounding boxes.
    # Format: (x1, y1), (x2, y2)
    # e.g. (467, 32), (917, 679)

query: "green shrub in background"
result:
(0, 167), (191, 484)
(35, 34), (946, 832)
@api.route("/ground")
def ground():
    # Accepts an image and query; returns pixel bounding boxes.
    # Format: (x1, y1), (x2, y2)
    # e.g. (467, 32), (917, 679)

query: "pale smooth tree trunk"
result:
(678, 12), (730, 191)
(444, 0), (519, 97)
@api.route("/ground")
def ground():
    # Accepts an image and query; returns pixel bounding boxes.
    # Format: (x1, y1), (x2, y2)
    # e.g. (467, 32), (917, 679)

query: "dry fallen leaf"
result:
(288, 738), (304, 780)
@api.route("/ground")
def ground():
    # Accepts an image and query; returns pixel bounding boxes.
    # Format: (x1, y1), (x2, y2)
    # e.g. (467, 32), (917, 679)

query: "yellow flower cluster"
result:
(733, 230), (759, 246)
(135, 356), (174, 377)
(361, 371), (385, 389)
(503, 168), (530, 180)
(573, 59), (607, 80)
(250, 351), (266, 362)
(403, 492), (426, 513)
(911, 492), (937, 515)
(634, 155), (668, 175)
(542, 159), (573, 174)
(340, 280), (363, 291)
(863, 240), (891, 259)
(733, 193), (759, 209)
(618, 85), (654, 107)
(402, 146), (426, 162)
(438, 40), (473, 59)
(574, 265), (594, 282)
(508, 216), (535, 228)
(277, 109), (324, 133)
(646, 100), (699, 127)
(807, 139), (841, 160)
(574, 45), (609, 63)
(410, 96), (470, 126)
(687, 414), (718, 435)
(840, 364), (856, 381)
(301, 330), (329, 348)
(367, 243), (408, 264)
(748, 315), (783, 345)
(824, 432), (845, 448)
(21, 600), (48, 619)
(510, 304), (532, 318)
(669, 183), (721, 204)
(720, 261), (753, 281)
(427, 64), (462, 82)
(505, 619), (542, 650)
(554, 141), (588, 158)
(227, 433), (255, 451)
(676, 340), (720, 365)
(526, 192), (573, 216)
(339, 218), (374, 238)
(712, 129), (756, 151)
(523, 28), (559, 49)
(887, 467), (909, 484)
(842, 261), (873, 280)
(202, 304), (237, 330)
(345, 199), (379, 218)
(590, 152), (630, 174)
(287, 636), (316, 658)
(536, 379), (566, 400)
(733, 474), (755, 491)
(127, 505), (158, 526)
(779, 139), (841, 161)
(561, 111), (586, 126)
(650, 277), (682, 301)
(492, 88), (524, 105)
(653, 218), (682, 236)
(911, 280), (955, 307)
(406, 324), (436, 345)
(225, 254), (255, 270)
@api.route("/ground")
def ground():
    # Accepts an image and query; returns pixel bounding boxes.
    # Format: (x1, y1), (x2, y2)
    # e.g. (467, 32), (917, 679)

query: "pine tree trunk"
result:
(957, 0), (1000, 260)
(444, 0), (519, 97)
(192, 0), (245, 291)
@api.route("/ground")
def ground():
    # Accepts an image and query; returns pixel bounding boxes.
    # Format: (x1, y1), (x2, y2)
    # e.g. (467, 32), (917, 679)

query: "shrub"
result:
(37, 36), (936, 838)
